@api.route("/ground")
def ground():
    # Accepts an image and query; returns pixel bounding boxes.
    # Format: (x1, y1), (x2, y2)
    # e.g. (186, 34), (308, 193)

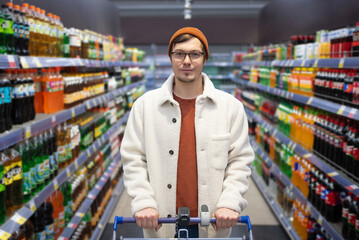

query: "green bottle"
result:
(0, 151), (6, 224)
(27, 139), (37, 196)
(62, 28), (69, 58)
(0, 8), (6, 54)
(18, 142), (32, 203)
(34, 135), (45, 192)
(2, 4), (14, 54)
(42, 132), (50, 185)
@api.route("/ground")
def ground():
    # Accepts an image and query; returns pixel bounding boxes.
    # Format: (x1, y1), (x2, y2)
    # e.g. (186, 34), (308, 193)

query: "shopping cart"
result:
(113, 206), (253, 240)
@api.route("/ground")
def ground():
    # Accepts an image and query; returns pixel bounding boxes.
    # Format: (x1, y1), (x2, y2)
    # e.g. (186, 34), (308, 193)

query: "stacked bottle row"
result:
(251, 123), (359, 240)
(235, 21), (359, 62)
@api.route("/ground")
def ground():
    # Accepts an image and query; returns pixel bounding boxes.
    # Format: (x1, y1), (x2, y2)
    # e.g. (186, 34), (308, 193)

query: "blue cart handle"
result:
(113, 215), (252, 231)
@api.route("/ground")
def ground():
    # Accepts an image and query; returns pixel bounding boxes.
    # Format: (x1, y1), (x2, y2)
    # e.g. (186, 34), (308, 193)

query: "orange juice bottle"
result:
(34, 69), (44, 113)
(291, 154), (299, 187)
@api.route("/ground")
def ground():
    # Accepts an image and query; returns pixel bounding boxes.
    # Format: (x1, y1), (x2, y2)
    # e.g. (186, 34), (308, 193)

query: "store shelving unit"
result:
(0, 110), (130, 239)
(245, 108), (359, 196)
(90, 178), (124, 240)
(249, 137), (343, 240)
(232, 78), (359, 121)
(58, 151), (122, 240)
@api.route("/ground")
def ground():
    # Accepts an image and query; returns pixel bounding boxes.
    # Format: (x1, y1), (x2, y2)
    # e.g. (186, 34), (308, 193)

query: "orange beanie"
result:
(168, 27), (209, 60)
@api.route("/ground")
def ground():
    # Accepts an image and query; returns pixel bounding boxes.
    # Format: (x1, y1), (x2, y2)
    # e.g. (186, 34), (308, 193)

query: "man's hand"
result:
(211, 208), (239, 231)
(135, 208), (162, 231)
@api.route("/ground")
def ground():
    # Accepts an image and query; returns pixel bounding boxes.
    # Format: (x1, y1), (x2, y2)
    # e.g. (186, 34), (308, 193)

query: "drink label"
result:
(34, 81), (42, 93)
(316, 183), (322, 195)
(356, 218), (359, 231)
(3, 87), (11, 104)
(43, 158), (50, 179)
(334, 136), (344, 148)
(35, 161), (44, 183)
(325, 191), (339, 206)
(0, 172), (5, 192)
(66, 143), (72, 160)
(347, 145), (354, 158)
(4, 165), (12, 185)
(53, 152), (58, 170)
(23, 171), (32, 195)
(36, 230), (46, 240)
(45, 223), (55, 240)
(58, 211), (65, 229)
(12, 162), (22, 181)
(58, 145), (67, 163)
(31, 166), (37, 189)
(321, 187), (328, 201)
(349, 213), (356, 226)
(342, 207), (349, 219)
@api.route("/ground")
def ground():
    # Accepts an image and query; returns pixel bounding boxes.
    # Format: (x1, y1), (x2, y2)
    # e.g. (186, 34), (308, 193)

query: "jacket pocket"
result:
(208, 133), (230, 170)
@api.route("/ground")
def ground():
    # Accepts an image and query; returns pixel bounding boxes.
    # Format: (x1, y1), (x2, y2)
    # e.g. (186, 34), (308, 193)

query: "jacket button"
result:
(167, 214), (172, 218)
(169, 150), (174, 155)
(167, 184), (172, 189)
(172, 118), (177, 123)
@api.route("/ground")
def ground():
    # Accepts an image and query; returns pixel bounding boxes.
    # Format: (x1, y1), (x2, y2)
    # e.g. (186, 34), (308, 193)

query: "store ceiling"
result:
(110, 0), (271, 18)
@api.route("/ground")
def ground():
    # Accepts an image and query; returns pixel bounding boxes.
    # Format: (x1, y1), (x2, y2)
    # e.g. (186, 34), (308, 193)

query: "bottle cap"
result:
(22, 3), (29, 8)
(14, 5), (20, 10)
(6, 2), (13, 8)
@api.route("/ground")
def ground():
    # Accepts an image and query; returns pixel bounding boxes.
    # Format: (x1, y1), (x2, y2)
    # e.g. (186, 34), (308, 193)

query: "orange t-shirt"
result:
(173, 94), (198, 219)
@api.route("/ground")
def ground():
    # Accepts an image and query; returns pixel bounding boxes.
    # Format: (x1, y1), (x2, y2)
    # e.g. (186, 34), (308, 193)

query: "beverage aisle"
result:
(100, 177), (290, 240)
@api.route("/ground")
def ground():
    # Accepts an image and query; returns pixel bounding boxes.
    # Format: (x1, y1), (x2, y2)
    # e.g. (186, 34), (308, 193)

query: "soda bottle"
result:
(0, 151), (5, 224)
(24, 70), (35, 121)
(3, 72), (12, 131)
(342, 192), (352, 239)
(356, 200), (359, 240)
(43, 201), (54, 240)
(42, 132), (50, 185)
(315, 170), (323, 210)
(2, 4), (14, 54)
(348, 196), (359, 239)
(11, 70), (22, 124)
(57, 124), (67, 169)
(343, 123), (352, 171)
(49, 128), (58, 177)
(12, 5), (22, 56)
(352, 22), (359, 57)
(325, 178), (341, 222)
(30, 204), (46, 240)
(333, 121), (345, 167)
(24, 220), (34, 240)
(19, 6), (29, 56)
(0, 76), (5, 133)
(346, 127), (357, 173)
(26, 139), (37, 196)
(12, 224), (25, 240)
(52, 189), (65, 238)
(17, 142), (31, 203)
(34, 135), (45, 192)
(21, 3), (33, 56)
(8, 148), (23, 210)
(1, 151), (12, 216)
(320, 176), (328, 216)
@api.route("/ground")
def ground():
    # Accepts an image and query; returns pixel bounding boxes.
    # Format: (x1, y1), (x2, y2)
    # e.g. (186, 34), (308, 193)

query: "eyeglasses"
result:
(171, 51), (204, 61)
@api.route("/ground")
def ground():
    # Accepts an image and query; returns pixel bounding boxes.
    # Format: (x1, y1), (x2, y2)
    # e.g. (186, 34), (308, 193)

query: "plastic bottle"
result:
(22, 4), (35, 56)
(31, 205), (46, 240)
(27, 69), (35, 120)
(42, 132), (50, 185)
(352, 22), (359, 57)
(2, 151), (12, 216)
(342, 192), (352, 239)
(34, 7), (43, 56)
(11, 70), (22, 124)
(325, 178), (341, 222)
(19, 6), (29, 56)
(8, 148), (23, 210)
(24, 220), (34, 240)
(26, 139), (36, 196)
(0, 152), (5, 224)
(0, 76), (5, 133)
(13, 5), (23, 56)
(17, 142), (31, 203)
(2, 4), (14, 54)
(3, 72), (12, 131)
(52, 189), (65, 238)
(43, 201), (54, 240)
(63, 28), (70, 58)
(34, 135), (45, 192)
(49, 128), (58, 177)
(346, 127), (357, 173)
(348, 196), (359, 240)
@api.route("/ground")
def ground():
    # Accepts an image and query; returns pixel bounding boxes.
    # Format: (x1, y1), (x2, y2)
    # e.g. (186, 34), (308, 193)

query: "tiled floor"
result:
(101, 178), (290, 240)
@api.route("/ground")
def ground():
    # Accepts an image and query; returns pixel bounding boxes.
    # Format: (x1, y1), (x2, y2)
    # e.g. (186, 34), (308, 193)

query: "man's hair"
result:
(170, 34), (207, 61)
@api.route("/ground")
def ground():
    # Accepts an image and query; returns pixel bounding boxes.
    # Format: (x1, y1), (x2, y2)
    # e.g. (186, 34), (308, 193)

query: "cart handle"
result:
(113, 215), (252, 231)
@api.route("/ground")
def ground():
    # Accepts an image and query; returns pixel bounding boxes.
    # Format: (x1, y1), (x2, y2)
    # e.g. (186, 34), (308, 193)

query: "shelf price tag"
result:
(290, 60), (294, 67)
(98, 224), (103, 229)
(301, 60), (306, 67)
(68, 223), (77, 229)
(88, 193), (96, 200)
(87, 149), (91, 158)
(51, 116), (56, 126)
(25, 126), (31, 139)
(93, 144), (97, 152)
(11, 213), (27, 225)
(338, 58), (345, 68)
(348, 108), (357, 118)
(29, 200), (36, 212)
(75, 160), (79, 169)
(71, 109), (75, 118)
(86, 101), (91, 110)
(95, 184), (102, 190)
(66, 168), (71, 178)
(306, 97), (313, 105)
(291, 143), (297, 151)
(34, 57), (42, 68)
(303, 153), (312, 159)
(317, 216), (323, 225)
(337, 105), (346, 115)
(313, 59), (319, 68)
(53, 179), (59, 191)
(76, 212), (85, 218)
(0, 230), (11, 240)
(21, 57), (29, 69)
(7, 55), (16, 68)
(328, 172), (338, 177)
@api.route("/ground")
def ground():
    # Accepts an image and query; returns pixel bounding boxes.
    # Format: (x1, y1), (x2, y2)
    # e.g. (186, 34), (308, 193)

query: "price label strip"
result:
(11, 213), (27, 225)
(71, 109), (75, 118)
(29, 200), (36, 212)
(317, 215), (323, 225)
(348, 108), (357, 119)
(53, 179), (59, 191)
(303, 153), (313, 159)
(301, 60), (306, 67)
(88, 193), (96, 200)
(337, 105), (346, 115)
(87, 149), (91, 158)
(313, 59), (319, 68)
(306, 97), (313, 105)
(52, 116), (56, 126)
(21, 57), (29, 69)
(7, 55), (16, 68)
(0, 230), (11, 240)
(66, 168), (71, 178)
(76, 212), (85, 218)
(34, 57), (42, 68)
(338, 58), (345, 68)
(68, 223), (77, 229)
(25, 126), (31, 139)
(328, 172), (338, 177)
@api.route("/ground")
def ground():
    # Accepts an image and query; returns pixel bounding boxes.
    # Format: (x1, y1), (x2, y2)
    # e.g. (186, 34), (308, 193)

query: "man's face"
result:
(170, 37), (206, 84)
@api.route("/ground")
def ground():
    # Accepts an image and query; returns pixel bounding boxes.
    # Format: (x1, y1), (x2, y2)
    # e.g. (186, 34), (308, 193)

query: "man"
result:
(120, 27), (254, 238)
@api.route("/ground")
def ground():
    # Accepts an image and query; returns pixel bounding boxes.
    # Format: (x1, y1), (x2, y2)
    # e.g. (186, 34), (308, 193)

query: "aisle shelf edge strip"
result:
(250, 138), (344, 240)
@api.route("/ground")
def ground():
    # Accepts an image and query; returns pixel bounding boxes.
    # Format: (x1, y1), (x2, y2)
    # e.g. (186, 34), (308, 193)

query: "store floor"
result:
(101, 178), (290, 240)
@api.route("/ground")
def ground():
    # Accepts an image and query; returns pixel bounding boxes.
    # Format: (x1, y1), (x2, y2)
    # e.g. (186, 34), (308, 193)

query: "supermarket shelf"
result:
(0, 112), (129, 240)
(18, 56), (150, 69)
(59, 152), (122, 240)
(233, 78), (359, 121)
(0, 80), (145, 152)
(250, 170), (301, 240)
(245, 108), (359, 197)
(236, 57), (359, 69)
(208, 74), (233, 80)
(0, 55), (19, 69)
(155, 62), (236, 67)
(250, 138), (344, 240)
(90, 178), (125, 240)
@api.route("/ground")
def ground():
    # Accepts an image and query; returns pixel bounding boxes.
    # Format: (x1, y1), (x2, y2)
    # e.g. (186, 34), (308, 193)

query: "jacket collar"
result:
(158, 72), (217, 106)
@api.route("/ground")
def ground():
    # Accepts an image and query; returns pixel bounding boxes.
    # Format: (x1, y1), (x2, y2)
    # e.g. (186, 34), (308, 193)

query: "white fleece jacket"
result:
(120, 73), (254, 238)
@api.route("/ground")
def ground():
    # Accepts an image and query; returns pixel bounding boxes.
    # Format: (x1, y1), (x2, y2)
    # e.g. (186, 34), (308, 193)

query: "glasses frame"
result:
(171, 51), (204, 61)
